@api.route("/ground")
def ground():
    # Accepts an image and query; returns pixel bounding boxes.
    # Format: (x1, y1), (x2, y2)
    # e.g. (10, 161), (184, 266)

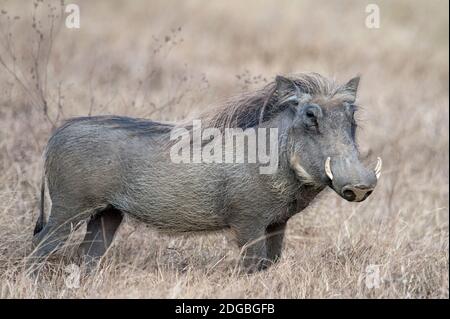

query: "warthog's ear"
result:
(343, 76), (361, 99)
(275, 75), (298, 94)
(275, 75), (301, 108)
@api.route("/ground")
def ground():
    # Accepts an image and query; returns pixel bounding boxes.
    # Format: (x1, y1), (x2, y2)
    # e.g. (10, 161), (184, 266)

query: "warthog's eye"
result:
(302, 104), (322, 131)
(306, 111), (318, 126)
(306, 109), (316, 119)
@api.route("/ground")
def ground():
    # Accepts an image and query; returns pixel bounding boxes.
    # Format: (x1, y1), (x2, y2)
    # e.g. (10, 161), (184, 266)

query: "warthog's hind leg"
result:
(77, 206), (123, 270)
(27, 204), (87, 276)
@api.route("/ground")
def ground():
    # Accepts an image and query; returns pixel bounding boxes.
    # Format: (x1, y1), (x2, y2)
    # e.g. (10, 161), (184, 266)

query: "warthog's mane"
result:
(200, 72), (354, 132)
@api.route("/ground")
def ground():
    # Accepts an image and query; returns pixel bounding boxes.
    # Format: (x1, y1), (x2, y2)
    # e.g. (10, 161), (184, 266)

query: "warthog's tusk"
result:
(374, 157), (382, 179)
(325, 157), (333, 180)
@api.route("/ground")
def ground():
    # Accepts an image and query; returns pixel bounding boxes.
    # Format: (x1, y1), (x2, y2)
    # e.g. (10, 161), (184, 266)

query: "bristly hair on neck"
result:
(200, 72), (353, 132)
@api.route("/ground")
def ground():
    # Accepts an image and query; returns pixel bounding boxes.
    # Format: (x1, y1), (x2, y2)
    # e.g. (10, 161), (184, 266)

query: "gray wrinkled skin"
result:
(30, 73), (378, 273)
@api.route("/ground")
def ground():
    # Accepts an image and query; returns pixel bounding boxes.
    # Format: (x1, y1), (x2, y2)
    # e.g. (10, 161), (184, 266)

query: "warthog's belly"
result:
(110, 182), (229, 233)
(122, 206), (228, 232)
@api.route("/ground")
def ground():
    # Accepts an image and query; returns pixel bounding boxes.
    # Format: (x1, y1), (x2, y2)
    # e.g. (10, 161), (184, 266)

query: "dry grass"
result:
(0, 0), (448, 298)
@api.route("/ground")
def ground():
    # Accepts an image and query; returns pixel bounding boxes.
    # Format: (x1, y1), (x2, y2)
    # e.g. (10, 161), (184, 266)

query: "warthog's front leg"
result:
(265, 222), (287, 263)
(77, 206), (123, 270)
(232, 222), (270, 273)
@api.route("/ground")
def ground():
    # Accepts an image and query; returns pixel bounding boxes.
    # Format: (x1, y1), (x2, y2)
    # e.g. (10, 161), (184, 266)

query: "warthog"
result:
(30, 73), (382, 272)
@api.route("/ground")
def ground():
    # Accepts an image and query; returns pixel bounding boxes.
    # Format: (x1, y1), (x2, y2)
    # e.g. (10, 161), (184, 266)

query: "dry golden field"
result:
(0, 0), (448, 298)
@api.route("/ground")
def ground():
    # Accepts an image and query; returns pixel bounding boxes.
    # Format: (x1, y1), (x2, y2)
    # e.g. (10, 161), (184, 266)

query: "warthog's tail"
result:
(33, 174), (46, 235)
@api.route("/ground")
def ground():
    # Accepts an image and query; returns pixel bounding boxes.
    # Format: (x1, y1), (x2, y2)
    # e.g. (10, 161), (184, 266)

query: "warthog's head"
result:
(276, 74), (381, 202)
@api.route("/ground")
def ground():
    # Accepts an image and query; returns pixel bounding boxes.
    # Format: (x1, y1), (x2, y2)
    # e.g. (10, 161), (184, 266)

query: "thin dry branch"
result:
(0, 0), (65, 129)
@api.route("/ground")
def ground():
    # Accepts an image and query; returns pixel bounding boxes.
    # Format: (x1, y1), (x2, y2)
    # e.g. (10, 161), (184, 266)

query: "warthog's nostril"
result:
(341, 185), (374, 202)
(342, 189), (356, 201)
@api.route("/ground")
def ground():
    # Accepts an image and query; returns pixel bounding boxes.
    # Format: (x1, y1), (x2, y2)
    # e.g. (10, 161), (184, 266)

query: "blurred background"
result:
(0, 0), (448, 298)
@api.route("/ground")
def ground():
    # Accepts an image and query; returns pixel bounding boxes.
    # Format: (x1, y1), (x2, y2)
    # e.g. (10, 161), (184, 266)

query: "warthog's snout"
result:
(325, 156), (382, 202)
